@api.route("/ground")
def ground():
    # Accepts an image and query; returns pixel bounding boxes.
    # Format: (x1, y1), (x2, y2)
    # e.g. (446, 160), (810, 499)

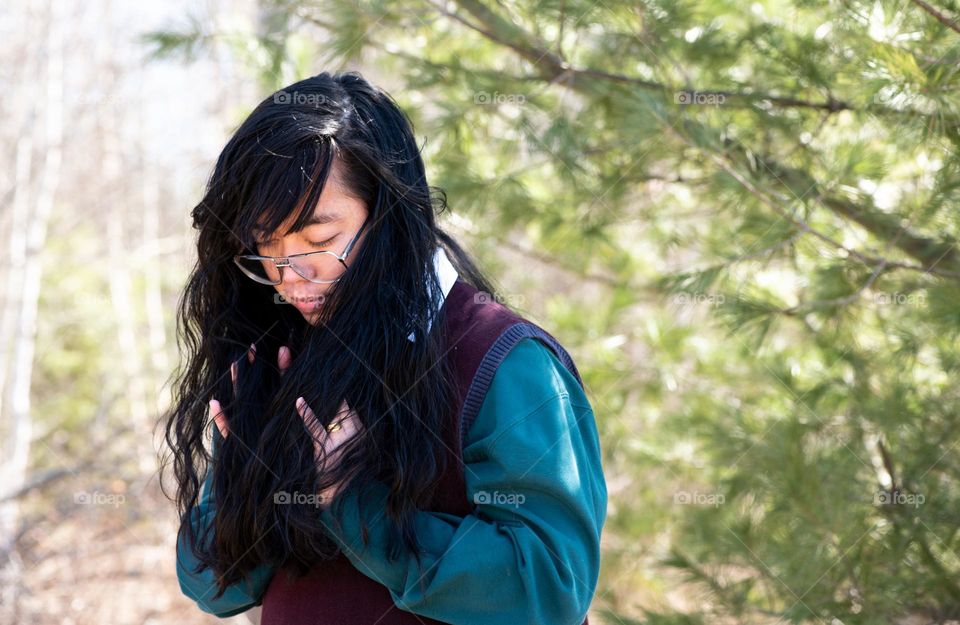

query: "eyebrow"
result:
(252, 211), (342, 234)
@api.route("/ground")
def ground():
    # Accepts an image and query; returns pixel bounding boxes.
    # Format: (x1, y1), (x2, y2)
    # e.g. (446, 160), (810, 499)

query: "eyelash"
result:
(255, 234), (338, 248)
(311, 234), (339, 248)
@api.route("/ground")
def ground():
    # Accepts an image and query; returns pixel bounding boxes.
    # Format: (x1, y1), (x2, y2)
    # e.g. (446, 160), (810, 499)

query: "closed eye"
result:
(254, 234), (339, 248)
(310, 234), (339, 248)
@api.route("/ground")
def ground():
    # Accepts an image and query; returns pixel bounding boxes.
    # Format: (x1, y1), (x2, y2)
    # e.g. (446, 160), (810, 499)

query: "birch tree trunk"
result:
(0, 0), (65, 616)
(98, 44), (155, 478)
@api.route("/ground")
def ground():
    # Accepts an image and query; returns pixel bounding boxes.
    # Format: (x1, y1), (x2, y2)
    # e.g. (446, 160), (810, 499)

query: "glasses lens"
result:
(289, 252), (345, 283)
(236, 256), (281, 284)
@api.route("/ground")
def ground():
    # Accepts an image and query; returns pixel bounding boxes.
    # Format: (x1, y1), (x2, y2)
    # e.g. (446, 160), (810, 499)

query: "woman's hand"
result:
(296, 396), (364, 506)
(208, 343), (364, 507)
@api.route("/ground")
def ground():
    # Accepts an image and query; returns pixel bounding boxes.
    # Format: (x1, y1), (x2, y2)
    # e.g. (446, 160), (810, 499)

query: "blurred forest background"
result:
(2, 0), (960, 623)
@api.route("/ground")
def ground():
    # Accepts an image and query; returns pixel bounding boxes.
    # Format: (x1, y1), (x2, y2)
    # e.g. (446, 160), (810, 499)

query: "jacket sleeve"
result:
(175, 426), (276, 617)
(317, 337), (608, 625)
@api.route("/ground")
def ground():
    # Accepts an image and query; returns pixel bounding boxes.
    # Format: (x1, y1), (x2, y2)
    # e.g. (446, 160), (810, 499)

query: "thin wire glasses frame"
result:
(233, 218), (368, 285)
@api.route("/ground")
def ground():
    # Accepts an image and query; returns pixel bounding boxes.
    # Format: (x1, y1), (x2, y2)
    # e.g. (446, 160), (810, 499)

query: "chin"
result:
(302, 310), (322, 324)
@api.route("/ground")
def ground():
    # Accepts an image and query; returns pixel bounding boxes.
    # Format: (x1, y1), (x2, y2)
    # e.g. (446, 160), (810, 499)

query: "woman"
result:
(166, 71), (607, 625)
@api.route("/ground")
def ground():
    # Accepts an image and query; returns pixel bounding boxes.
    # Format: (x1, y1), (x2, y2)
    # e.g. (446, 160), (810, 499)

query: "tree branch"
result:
(910, 0), (960, 35)
(443, 0), (960, 280)
(819, 195), (959, 274)
(450, 0), (960, 125)
(693, 141), (960, 279)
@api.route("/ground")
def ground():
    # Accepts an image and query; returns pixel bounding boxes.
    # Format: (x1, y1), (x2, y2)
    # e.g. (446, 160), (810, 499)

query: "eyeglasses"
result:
(233, 219), (367, 285)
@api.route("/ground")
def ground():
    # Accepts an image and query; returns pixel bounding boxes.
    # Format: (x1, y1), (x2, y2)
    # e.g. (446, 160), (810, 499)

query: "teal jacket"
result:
(176, 337), (608, 623)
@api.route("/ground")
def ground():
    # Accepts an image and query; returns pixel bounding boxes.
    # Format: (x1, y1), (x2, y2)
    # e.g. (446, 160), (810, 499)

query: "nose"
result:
(268, 240), (310, 284)
(278, 264), (314, 289)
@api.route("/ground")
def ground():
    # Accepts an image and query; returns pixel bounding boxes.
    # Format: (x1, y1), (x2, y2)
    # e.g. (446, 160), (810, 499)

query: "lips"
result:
(286, 295), (323, 313)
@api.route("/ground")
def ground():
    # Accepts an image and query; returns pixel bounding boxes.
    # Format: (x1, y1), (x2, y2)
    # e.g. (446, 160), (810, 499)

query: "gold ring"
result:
(326, 420), (343, 433)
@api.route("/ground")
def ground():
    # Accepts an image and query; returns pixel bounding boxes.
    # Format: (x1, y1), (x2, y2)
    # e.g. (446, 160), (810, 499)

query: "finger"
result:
(248, 343), (256, 364)
(296, 396), (325, 442)
(324, 401), (350, 436)
(209, 398), (229, 439)
(337, 401), (363, 436)
(324, 403), (359, 464)
(230, 361), (238, 396)
(278, 345), (291, 375)
(296, 397), (355, 469)
(338, 413), (361, 445)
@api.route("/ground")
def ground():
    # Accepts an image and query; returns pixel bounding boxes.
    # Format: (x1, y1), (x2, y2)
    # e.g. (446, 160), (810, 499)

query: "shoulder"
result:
(464, 336), (590, 454)
(492, 336), (578, 401)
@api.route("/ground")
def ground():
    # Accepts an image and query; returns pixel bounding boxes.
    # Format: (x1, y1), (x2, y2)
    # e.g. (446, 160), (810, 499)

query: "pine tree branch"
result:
(440, 1), (960, 279)
(435, 0), (571, 80)
(688, 139), (960, 279)
(910, 0), (960, 35)
(449, 0), (960, 125)
(878, 439), (898, 494)
(303, 2), (960, 279)
(820, 195), (959, 273)
(782, 256), (891, 314)
(445, 210), (651, 290)
(671, 132), (960, 278)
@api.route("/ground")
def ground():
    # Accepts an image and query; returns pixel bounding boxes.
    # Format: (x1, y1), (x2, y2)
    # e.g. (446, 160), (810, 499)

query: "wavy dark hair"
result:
(161, 71), (502, 599)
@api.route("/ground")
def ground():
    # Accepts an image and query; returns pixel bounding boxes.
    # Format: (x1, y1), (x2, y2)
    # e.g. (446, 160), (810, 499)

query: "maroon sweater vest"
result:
(260, 278), (590, 625)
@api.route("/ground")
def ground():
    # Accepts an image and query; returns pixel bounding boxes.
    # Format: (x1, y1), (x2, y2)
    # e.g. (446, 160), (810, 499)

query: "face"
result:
(252, 159), (369, 324)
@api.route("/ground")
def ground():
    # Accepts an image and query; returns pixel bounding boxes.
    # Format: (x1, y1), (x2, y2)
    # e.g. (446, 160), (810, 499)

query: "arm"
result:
(318, 338), (608, 625)
(175, 426), (276, 617)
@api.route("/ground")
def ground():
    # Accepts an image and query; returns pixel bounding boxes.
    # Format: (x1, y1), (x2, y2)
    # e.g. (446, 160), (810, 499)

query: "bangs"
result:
(234, 138), (337, 252)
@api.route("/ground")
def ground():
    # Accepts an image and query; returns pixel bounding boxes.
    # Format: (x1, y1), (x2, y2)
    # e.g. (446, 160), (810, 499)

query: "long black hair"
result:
(162, 71), (503, 598)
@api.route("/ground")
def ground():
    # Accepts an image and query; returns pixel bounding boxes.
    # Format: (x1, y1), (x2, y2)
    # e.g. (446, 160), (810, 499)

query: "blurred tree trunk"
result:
(0, 0), (64, 615)
(133, 87), (172, 444)
(98, 41), (155, 478)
